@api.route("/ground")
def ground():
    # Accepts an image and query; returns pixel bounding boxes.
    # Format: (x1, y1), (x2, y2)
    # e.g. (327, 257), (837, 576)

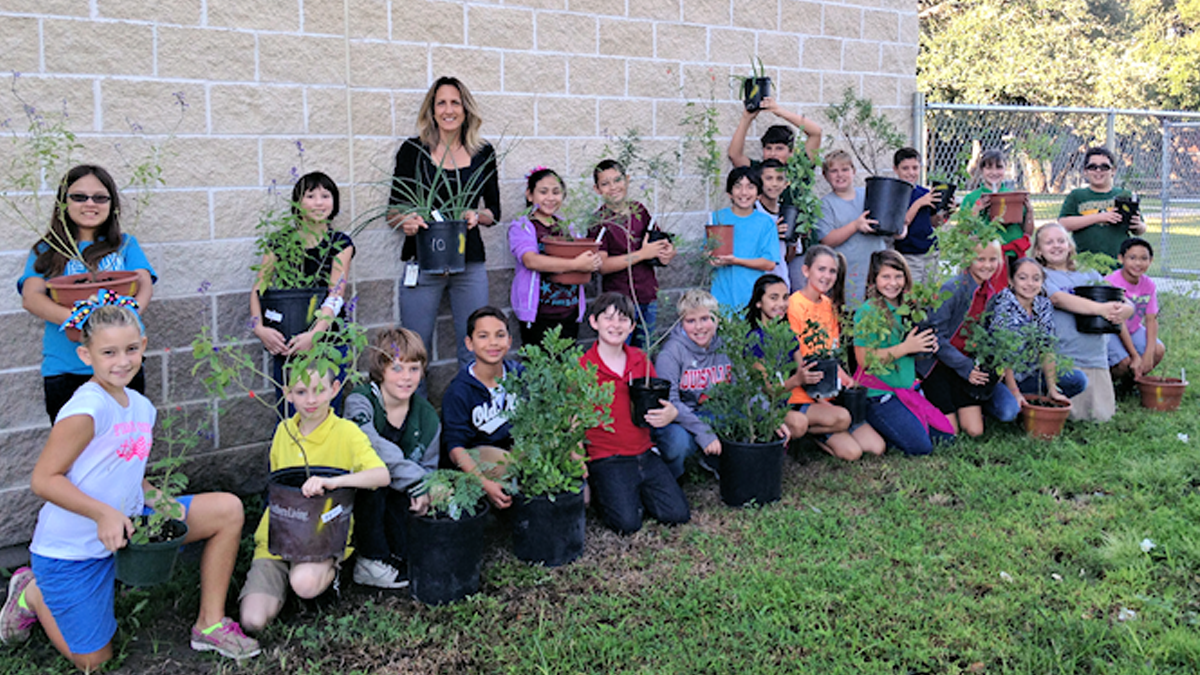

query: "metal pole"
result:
(1161, 121), (1171, 276)
(1106, 110), (1116, 151)
(913, 91), (926, 183)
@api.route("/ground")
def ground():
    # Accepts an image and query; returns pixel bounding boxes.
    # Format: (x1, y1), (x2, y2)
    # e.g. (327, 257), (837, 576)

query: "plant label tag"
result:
(403, 262), (420, 287)
(321, 504), (344, 523)
(430, 209), (445, 223)
(264, 309), (283, 323)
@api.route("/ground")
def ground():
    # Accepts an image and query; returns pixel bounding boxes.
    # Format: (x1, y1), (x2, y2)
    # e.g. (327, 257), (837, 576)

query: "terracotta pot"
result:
(705, 224), (734, 257)
(541, 236), (599, 285)
(1019, 395), (1071, 440)
(1134, 376), (1187, 412)
(46, 270), (141, 342)
(987, 191), (1029, 225)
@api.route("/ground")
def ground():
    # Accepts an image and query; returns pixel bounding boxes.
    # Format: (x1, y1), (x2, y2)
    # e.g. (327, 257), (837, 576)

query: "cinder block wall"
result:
(0, 0), (918, 560)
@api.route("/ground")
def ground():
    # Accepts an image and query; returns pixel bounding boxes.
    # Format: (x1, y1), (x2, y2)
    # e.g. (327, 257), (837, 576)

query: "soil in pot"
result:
(836, 386), (870, 427)
(742, 77), (771, 112)
(259, 287), (327, 341)
(407, 502), (490, 605)
(779, 204), (801, 243)
(47, 270), (142, 342)
(511, 489), (585, 567)
(115, 518), (189, 588)
(1134, 376), (1187, 412)
(267, 466), (356, 562)
(1072, 285), (1125, 334)
(705, 224), (734, 257)
(1020, 395), (1071, 440)
(803, 357), (840, 400)
(415, 220), (468, 275)
(987, 191), (1029, 225)
(864, 177), (913, 236)
(718, 438), (786, 507)
(629, 377), (672, 428)
(541, 236), (600, 285)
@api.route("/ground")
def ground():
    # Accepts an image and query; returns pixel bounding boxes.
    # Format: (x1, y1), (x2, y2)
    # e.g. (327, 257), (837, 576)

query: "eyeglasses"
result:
(1084, 163), (1113, 172)
(66, 193), (112, 204)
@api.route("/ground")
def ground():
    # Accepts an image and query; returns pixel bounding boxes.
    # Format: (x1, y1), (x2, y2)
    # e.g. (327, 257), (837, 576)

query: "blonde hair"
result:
(676, 289), (719, 318)
(416, 77), (485, 156)
(80, 305), (143, 345)
(822, 149), (854, 174)
(1032, 221), (1078, 271)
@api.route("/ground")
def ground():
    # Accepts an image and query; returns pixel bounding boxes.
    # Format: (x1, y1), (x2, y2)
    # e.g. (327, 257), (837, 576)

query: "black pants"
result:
(353, 487), (411, 562)
(588, 452), (690, 535)
(44, 369), (146, 423)
(519, 312), (579, 350)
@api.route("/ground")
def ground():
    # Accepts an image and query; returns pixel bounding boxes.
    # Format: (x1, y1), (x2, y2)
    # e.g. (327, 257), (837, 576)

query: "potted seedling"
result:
(192, 317), (369, 562)
(702, 313), (793, 507)
(1072, 252), (1124, 335)
(114, 413), (196, 587)
(504, 326), (613, 566)
(780, 147), (824, 244)
(928, 174), (958, 214)
(1115, 193), (1140, 229)
(1134, 293), (1191, 411)
(973, 321), (1072, 439)
(826, 87), (908, 236)
(800, 319), (842, 400)
(406, 469), (489, 605)
(736, 57), (771, 112)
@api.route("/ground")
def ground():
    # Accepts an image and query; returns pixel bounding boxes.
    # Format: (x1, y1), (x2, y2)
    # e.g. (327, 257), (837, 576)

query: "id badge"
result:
(403, 262), (420, 287)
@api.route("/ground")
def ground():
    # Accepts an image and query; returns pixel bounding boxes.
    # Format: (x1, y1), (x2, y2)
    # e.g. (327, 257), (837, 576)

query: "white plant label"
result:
(321, 504), (344, 523)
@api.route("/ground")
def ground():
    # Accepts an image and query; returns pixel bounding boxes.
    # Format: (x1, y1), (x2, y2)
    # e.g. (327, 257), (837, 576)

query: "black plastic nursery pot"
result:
(965, 372), (1000, 401)
(115, 518), (189, 588)
(779, 204), (801, 242)
(1115, 195), (1140, 229)
(267, 466), (356, 563)
(931, 182), (957, 213)
(803, 357), (841, 400)
(407, 502), (490, 606)
(836, 386), (870, 427)
(864, 177), (914, 236)
(742, 77), (771, 112)
(1072, 285), (1126, 334)
(415, 219), (468, 275)
(511, 488), (585, 567)
(629, 377), (673, 428)
(718, 438), (786, 507)
(259, 287), (327, 341)
(646, 230), (672, 267)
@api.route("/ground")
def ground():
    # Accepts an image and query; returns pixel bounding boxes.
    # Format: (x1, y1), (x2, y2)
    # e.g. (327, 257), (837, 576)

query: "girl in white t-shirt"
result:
(0, 296), (259, 668)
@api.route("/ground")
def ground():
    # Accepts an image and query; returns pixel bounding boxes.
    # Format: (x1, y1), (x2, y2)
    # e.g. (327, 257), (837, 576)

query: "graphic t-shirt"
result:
(1058, 186), (1133, 259)
(1104, 270), (1157, 334)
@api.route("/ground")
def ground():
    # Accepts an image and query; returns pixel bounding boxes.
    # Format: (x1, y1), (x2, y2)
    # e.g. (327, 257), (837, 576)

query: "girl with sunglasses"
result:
(17, 164), (157, 422)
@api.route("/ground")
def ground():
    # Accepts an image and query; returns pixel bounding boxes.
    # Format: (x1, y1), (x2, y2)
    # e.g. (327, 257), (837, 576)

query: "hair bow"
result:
(525, 165), (550, 180)
(59, 288), (142, 333)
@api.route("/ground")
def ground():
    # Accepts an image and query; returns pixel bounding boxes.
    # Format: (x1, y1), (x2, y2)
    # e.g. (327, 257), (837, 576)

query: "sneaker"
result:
(698, 455), (721, 480)
(190, 618), (261, 660)
(353, 557), (409, 589)
(0, 567), (37, 645)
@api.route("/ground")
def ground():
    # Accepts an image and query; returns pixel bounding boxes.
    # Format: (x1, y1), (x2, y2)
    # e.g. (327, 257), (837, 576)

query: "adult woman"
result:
(389, 76), (501, 367)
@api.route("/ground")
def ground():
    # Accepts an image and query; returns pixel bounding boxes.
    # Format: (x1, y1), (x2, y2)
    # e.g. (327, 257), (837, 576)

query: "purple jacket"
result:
(508, 215), (586, 324)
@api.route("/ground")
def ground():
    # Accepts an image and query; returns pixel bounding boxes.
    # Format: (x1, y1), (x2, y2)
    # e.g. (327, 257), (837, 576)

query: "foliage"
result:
(899, 280), (949, 329)
(799, 317), (838, 362)
(782, 146), (824, 239)
(413, 469), (486, 521)
(939, 208), (1007, 274)
(964, 314), (1074, 388)
(130, 413), (199, 545)
(387, 141), (502, 224)
(251, 207), (341, 292)
(504, 327), (613, 498)
(1075, 250), (1119, 276)
(852, 300), (902, 376)
(702, 313), (794, 443)
(680, 92), (725, 204)
(825, 87), (905, 176)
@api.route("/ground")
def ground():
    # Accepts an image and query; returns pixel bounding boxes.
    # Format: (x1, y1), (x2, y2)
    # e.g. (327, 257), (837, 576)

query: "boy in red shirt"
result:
(580, 293), (690, 534)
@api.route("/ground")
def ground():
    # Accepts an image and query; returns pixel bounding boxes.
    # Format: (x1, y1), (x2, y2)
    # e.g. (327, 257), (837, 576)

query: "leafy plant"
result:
(825, 87), (906, 176)
(1075, 251), (1118, 276)
(131, 412), (202, 545)
(939, 208), (1007, 273)
(680, 91), (724, 206)
(782, 147), (824, 240)
(504, 327), (613, 498)
(899, 280), (950, 329)
(851, 302), (902, 376)
(413, 469), (486, 521)
(800, 318), (839, 362)
(251, 207), (342, 292)
(964, 314), (1074, 393)
(702, 312), (793, 443)
(388, 142), (503, 225)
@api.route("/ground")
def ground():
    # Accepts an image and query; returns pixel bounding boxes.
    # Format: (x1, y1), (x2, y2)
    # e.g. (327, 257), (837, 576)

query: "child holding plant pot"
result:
(18, 164), (156, 422)
(1105, 238), (1165, 383)
(894, 148), (951, 284)
(239, 367), (389, 633)
(580, 293), (689, 534)
(509, 167), (600, 348)
(590, 159), (676, 349)
(961, 150), (1034, 264)
(344, 328), (440, 590)
(755, 159), (798, 290)
(709, 166), (780, 310)
(2, 300), (260, 666)
(786, 246), (886, 461)
(918, 240), (1007, 437)
(1033, 222), (1134, 421)
(1059, 147), (1146, 260)
(746, 274), (812, 441)
(816, 151), (897, 305)
(852, 251), (955, 456)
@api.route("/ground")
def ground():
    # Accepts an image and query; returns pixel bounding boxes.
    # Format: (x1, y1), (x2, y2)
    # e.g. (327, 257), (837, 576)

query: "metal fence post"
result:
(1106, 110), (1116, 151)
(913, 91), (926, 183)
(1161, 121), (1172, 276)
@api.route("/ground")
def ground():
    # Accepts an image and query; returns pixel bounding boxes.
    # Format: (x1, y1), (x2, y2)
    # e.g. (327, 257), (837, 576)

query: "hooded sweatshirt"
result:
(440, 359), (521, 464)
(654, 323), (733, 450)
(344, 382), (441, 492)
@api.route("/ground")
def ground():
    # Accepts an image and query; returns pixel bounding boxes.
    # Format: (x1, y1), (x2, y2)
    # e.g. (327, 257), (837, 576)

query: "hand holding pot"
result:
(481, 478), (512, 509)
(703, 438), (722, 456)
(655, 237), (677, 266)
(902, 327), (938, 355)
(852, 211), (879, 234)
(1049, 389), (1071, 405)
(643, 399), (678, 428)
(972, 194), (991, 216)
(967, 366), (991, 386)
(410, 493), (431, 517)
(284, 329), (319, 356)
(641, 233), (673, 264)
(1096, 209), (1123, 226)
(709, 254), (735, 267)
(254, 324), (288, 355)
(574, 250), (602, 273)
(775, 423), (791, 443)
(98, 506), (134, 552)
(396, 211), (428, 236)
(1129, 353), (1145, 379)
(301, 475), (338, 497)
(1129, 213), (1146, 235)
(462, 210), (480, 229)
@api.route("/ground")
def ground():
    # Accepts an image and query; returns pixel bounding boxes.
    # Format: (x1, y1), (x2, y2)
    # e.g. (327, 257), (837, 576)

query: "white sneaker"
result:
(353, 557), (409, 589)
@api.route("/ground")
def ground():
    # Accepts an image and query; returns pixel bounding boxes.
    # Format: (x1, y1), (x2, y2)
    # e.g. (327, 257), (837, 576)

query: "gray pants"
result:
(400, 261), (490, 367)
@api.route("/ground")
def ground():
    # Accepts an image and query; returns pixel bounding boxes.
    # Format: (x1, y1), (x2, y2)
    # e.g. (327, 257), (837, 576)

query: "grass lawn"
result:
(4, 299), (1200, 674)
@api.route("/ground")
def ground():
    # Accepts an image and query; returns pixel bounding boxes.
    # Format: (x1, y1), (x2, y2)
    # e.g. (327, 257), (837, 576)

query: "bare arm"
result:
(301, 466), (390, 496)
(21, 276), (73, 325)
(727, 109), (758, 168)
(761, 100), (823, 162)
(250, 254), (287, 354)
(521, 250), (600, 275)
(820, 211), (876, 248)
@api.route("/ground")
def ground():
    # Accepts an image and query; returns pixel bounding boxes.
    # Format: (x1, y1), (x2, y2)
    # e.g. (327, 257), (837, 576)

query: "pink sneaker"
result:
(190, 617), (261, 660)
(0, 567), (38, 645)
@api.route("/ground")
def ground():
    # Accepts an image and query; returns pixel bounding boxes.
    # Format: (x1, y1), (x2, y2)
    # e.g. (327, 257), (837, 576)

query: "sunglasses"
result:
(66, 193), (112, 204)
(1084, 163), (1113, 172)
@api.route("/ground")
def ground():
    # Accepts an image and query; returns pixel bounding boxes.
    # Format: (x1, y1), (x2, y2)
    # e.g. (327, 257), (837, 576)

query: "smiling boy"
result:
(1059, 147), (1147, 259)
(816, 150), (896, 304)
(710, 166), (780, 310)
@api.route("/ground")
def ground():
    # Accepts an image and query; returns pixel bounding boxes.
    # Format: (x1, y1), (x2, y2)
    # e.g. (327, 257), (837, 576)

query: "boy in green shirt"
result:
(1059, 146), (1146, 259)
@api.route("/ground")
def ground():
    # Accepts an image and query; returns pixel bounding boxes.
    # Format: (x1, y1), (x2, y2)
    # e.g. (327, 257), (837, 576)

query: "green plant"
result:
(899, 280), (950, 329)
(800, 318), (838, 362)
(131, 413), (201, 545)
(782, 146), (824, 239)
(1075, 251), (1119, 276)
(680, 90), (724, 205)
(702, 312), (793, 443)
(413, 469), (486, 520)
(851, 302), (902, 376)
(939, 208), (1007, 273)
(387, 142), (503, 225)
(250, 207), (341, 292)
(825, 87), (905, 176)
(731, 57), (769, 98)
(504, 326), (613, 498)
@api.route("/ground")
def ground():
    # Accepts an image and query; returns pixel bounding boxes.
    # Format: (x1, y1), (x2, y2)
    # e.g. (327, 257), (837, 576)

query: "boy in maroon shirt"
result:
(579, 293), (690, 534)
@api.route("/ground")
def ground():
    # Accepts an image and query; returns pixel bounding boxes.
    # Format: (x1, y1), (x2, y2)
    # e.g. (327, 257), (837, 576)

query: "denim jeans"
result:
(353, 487), (411, 562)
(400, 261), (490, 369)
(865, 394), (952, 456)
(987, 368), (1089, 422)
(587, 452), (690, 534)
(651, 422), (702, 479)
(628, 301), (657, 350)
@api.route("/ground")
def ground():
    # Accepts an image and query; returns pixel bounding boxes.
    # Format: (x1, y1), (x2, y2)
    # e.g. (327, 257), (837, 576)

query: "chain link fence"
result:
(915, 97), (1200, 277)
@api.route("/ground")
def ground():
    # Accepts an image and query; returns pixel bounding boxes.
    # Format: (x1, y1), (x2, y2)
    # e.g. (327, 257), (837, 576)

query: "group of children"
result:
(4, 106), (1166, 667)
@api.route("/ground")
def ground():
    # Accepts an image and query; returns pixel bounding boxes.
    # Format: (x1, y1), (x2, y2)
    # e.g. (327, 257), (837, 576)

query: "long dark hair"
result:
(524, 167), (563, 208)
(34, 164), (124, 278)
(745, 274), (788, 328)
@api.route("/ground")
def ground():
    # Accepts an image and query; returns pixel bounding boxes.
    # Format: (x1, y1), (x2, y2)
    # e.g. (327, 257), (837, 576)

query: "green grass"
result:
(4, 300), (1200, 674)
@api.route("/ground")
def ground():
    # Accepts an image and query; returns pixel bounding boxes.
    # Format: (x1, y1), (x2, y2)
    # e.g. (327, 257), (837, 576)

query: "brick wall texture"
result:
(0, 0), (918, 556)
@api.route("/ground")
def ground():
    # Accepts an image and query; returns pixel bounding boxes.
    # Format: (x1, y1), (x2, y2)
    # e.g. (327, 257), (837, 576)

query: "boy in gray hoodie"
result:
(652, 290), (732, 479)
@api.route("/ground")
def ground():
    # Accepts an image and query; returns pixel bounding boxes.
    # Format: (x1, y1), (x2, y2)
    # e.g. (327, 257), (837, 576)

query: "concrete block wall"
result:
(0, 0), (918, 558)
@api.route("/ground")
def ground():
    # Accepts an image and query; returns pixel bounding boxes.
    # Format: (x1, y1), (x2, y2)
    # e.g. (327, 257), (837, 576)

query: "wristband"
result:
(321, 295), (345, 315)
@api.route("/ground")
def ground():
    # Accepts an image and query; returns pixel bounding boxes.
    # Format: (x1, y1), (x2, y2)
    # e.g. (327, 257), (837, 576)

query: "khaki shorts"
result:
(239, 558), (291, 603)
(1069, 367), (1116, 422)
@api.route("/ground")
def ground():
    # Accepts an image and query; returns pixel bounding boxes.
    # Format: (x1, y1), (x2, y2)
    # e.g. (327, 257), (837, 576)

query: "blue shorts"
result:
(30, 554), (117, 655)
(1106, 326), (1163, 367)
(140, 493), (194, 518)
